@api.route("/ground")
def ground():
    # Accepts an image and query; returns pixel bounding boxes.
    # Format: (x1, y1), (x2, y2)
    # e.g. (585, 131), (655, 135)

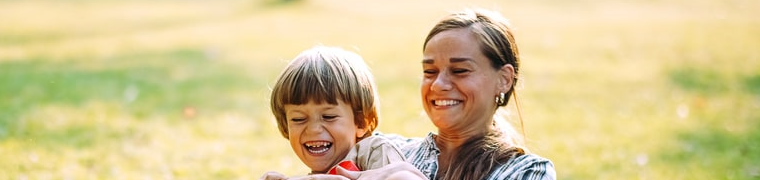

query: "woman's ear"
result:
(499, 64), (515, 92)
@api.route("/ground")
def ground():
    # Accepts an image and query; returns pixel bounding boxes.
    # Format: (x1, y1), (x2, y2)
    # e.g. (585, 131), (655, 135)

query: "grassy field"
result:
(1, 0), (759, 179)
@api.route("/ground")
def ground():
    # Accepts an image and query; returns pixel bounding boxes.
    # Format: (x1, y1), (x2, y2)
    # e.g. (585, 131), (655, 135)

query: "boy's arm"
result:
(354, 136), (406, 170)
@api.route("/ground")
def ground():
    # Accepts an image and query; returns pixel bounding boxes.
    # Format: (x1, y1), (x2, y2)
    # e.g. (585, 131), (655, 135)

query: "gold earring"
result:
(495, 92), (507, 106)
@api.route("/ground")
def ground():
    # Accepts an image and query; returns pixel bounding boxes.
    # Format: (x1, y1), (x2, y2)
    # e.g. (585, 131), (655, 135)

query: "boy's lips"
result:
(304, 141), (332, 155)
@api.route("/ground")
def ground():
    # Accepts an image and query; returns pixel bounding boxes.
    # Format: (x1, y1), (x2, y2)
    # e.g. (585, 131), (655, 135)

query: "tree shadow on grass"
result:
(0, 48), (263, 147)
(743, 74), (760, 96)
(656, 121), (760, 179)
(659, 67), (760, 179)
(668, 67), (729, 94)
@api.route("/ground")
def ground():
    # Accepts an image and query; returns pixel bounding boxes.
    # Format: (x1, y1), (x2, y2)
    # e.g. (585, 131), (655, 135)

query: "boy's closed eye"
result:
(322, 115), (338, 121)
(290, 117), (306, 122)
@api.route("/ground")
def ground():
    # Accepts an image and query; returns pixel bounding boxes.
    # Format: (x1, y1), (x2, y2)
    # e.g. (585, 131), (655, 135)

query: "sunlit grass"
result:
(1, 0), (758, 179)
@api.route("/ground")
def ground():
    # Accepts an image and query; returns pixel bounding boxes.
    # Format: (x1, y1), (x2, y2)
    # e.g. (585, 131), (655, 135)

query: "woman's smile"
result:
(433, 99), (462, 107)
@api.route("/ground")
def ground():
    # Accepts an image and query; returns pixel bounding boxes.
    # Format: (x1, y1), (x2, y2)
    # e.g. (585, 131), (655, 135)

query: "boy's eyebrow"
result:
(320, 105), (338, 111)
(285, 109), (304, 114)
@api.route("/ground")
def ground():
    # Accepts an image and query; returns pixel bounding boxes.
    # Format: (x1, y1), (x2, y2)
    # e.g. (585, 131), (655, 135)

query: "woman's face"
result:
(284, 99), (366, 173)
(421, 28), (509, 134)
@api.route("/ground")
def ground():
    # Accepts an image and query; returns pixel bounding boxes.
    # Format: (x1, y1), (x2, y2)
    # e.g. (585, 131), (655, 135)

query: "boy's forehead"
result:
(283, 100), (352, 112)
(284, 95), (345, 105)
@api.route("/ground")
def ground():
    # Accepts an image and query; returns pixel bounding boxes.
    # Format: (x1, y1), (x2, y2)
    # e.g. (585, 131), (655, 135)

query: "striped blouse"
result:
(378, 132), (556, 180)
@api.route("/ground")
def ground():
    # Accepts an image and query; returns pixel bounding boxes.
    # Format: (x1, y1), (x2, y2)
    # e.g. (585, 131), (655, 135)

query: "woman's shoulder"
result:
(489, 154), (556, 180)
(371, 132), (427, 149)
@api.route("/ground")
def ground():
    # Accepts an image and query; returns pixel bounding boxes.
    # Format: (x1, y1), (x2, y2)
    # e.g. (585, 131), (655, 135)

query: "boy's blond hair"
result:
(270, 46), (379, 140)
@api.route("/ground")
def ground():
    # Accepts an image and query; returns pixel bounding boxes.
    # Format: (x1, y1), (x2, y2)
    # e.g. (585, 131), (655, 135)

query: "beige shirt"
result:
(340, 135), (406, 170)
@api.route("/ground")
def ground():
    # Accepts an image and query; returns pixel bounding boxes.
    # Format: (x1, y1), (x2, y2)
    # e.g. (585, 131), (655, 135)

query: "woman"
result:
(336, 8), (556, 180)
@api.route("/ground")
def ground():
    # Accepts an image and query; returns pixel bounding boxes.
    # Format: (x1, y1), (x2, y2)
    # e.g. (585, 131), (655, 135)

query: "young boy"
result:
(264, 46), (405, 178)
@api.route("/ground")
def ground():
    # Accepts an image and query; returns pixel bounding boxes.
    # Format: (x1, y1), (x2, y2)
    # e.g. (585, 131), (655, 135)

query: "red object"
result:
(327, 160), (360, 174)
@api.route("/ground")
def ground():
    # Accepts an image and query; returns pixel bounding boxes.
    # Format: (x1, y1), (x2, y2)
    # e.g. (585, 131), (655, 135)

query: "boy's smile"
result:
(284, 99), (367, 173)
(304, 141), (332, 155)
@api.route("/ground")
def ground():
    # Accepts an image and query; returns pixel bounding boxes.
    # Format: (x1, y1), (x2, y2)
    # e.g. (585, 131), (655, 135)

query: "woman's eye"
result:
(452, 69), (470, 74)
(423, 69), (438, 78)
(290, 118), (306, 122)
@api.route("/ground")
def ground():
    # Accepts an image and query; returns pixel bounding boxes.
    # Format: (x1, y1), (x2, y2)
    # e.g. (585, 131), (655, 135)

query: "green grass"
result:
(1, 0), (759, 179)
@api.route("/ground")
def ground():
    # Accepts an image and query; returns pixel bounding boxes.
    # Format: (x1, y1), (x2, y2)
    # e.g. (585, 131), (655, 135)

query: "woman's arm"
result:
(259, 162), (425, 180)
(259, 171), (288, 180)
(491, 154), (556, 180)
(335, 162), (427, 180)
(259, 171), (350, 180)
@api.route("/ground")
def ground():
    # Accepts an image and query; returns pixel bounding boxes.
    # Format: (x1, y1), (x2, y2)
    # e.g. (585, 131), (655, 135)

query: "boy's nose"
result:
(305, 119), (324, 134)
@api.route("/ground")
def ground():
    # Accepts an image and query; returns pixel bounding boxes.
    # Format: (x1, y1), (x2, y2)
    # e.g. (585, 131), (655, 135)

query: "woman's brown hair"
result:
(423, 9), (526, 180)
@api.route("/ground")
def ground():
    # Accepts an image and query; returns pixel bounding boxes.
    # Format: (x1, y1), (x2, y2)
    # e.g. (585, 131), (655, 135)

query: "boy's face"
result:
(283, 99), (367, 173)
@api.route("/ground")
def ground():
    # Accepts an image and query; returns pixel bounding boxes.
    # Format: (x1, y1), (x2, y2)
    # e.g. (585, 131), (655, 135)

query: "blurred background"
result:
(1, 0), (758, 179)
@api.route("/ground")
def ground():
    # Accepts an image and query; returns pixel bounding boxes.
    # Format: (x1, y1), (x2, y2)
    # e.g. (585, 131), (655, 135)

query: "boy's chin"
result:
(307, 163), (334, 174)
(308, 168), (329, 174)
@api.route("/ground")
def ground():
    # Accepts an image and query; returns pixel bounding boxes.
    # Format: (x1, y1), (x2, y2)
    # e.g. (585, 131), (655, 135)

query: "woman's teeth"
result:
(435, 100), (460, 106)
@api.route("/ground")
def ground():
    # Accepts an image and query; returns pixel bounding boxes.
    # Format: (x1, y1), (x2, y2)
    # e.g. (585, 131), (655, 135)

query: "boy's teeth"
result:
(304, 142), (331, 154)
(309, 147), (328, 154)
(305, 142), (331, 147)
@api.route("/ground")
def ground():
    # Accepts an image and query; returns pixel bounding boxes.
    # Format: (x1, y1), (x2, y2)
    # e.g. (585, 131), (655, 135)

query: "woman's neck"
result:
(435, 132), (470, 152)
(434, 128), (486, 178)
(436, 125), (488, 151)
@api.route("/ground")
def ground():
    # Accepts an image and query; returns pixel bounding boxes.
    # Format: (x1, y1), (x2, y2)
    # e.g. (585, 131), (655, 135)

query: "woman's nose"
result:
(431, 72), (453, 91)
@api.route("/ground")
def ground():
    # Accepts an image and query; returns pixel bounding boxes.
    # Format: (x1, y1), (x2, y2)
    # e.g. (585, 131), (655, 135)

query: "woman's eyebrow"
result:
(422, 57), (474, 64)
(449, 57), (473, 63)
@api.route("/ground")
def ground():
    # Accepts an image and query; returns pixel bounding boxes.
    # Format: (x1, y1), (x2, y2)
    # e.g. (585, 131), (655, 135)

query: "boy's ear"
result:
(355, 126), (368, 139)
